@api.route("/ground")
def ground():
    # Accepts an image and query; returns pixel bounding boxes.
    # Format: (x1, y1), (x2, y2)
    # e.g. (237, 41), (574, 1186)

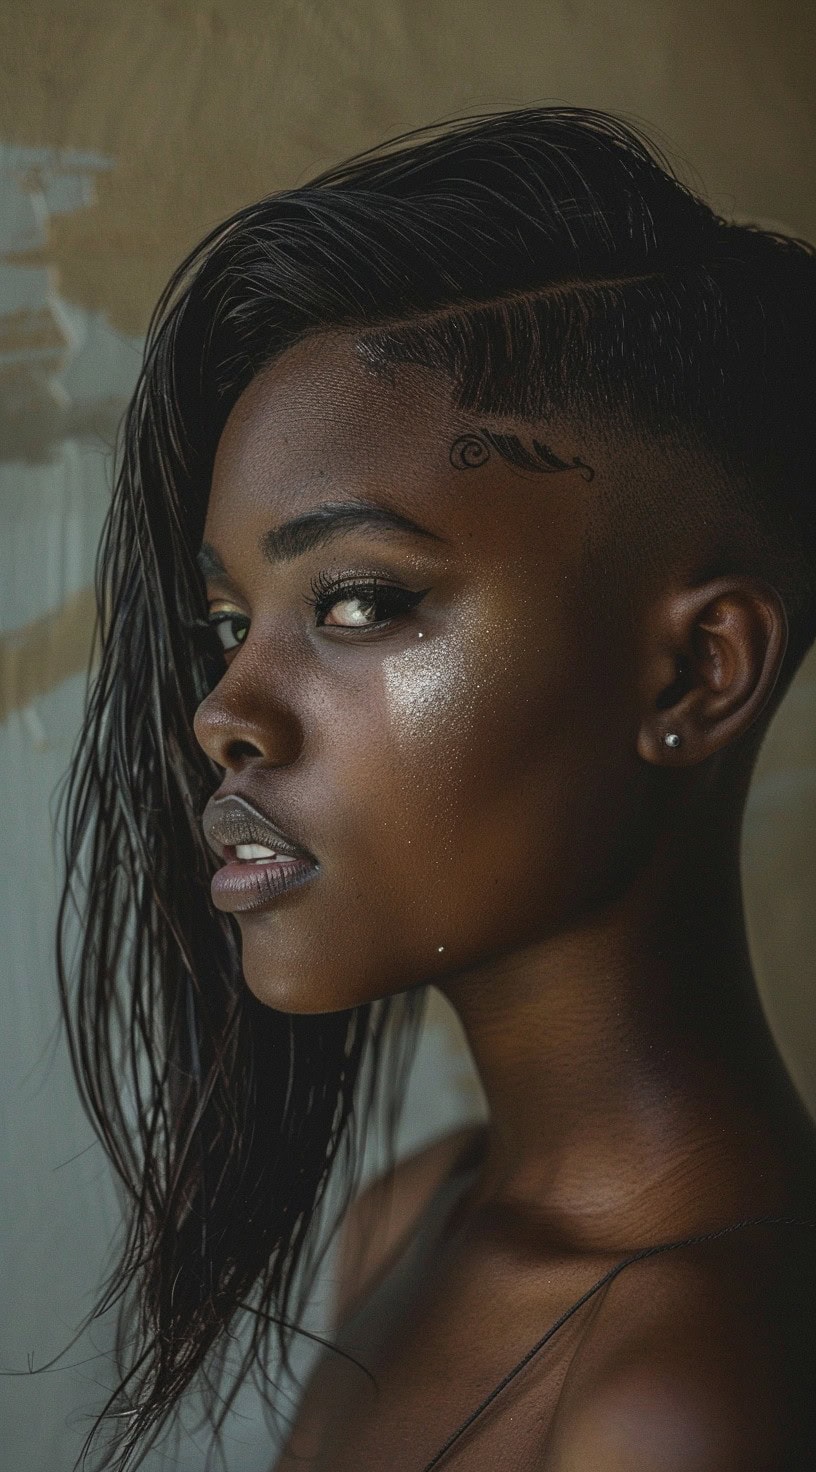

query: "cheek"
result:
(237, 609), (640, 1012)
(380, 638), (482, 937)
(370, 621), (571, 924)
(378, 589), (596, 795)
(379, 626), (524, 842)
(371, 613), (641, 952)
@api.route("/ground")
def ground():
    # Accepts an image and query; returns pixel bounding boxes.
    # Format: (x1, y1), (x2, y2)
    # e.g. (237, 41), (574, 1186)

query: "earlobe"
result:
(636, 577), (789, 767)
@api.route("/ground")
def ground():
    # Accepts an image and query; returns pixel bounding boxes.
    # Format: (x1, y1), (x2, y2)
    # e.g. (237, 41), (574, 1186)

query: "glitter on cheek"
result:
(381, 631), (479, 738)
(380, 632), (485, 869)
(380, 583), (529, 766)
(377, 615), (497, 853)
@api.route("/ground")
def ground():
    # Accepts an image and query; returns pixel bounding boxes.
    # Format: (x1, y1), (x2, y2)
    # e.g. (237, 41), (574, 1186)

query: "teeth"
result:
(235, 843), (278, 861)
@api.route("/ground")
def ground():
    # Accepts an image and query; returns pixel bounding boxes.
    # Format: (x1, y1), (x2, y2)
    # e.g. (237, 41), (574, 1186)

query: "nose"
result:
(192, 653), (304, 771)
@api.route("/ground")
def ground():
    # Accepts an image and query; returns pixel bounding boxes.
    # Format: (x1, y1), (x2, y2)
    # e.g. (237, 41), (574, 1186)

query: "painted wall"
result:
(1, 4), (814, 1468)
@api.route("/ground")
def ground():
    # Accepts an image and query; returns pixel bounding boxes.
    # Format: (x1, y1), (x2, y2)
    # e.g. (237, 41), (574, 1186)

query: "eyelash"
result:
(198, 571), (429, 654)
(303, 570), (428, 628)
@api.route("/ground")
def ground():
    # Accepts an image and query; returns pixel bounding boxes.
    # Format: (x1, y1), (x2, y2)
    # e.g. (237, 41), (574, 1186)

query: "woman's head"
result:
(56, 105), (816, 1468)
(192, 327), (780, 1020)
(186, 101), (814, 1015)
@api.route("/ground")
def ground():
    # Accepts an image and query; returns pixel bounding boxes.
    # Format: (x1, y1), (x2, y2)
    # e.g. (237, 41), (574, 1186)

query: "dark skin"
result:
(193, 330), (816, 1470)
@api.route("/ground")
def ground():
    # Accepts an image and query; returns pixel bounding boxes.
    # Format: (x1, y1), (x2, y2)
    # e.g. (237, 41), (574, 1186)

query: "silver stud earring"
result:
(663, 732), (681, 748)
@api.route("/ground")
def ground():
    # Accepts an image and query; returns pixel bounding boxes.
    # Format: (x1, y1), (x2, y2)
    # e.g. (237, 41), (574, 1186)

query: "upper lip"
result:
(201, 792), (317, 865)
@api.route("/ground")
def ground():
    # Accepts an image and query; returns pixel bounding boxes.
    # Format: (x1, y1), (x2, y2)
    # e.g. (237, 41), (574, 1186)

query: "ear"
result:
(636, 576), (789, 766)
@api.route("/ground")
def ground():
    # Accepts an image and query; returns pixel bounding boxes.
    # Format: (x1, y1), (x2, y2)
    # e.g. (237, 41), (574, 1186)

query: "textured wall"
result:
(1, 5), (814, 1469)
(2, 1), (816, 331)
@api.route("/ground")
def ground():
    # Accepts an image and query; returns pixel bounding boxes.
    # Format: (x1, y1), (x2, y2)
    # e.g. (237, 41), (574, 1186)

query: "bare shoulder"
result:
(545, 1231), (816, 1472)
(546, 1362), (777, 1471)
(333, 1120), (486, 1327)
(272, 1122), (485, 1469)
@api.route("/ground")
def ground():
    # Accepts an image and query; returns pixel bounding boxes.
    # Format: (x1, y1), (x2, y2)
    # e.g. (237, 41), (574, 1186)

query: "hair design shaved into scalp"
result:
(448, 430), (595, 479)
(55, 106), (816, 1470)
(175, 111), (816, 673)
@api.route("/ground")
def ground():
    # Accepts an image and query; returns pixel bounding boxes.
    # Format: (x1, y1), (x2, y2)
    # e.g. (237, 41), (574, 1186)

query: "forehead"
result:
(203, 327), (615, 592)
(210, 330), (462, 518)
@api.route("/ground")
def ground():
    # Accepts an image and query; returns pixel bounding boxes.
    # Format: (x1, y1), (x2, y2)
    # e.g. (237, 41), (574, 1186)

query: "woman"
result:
(57, 106), (816, 1470)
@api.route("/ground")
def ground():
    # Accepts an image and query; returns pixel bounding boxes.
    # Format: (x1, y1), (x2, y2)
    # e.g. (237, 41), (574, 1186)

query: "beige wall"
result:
(2, 1), (815, 330)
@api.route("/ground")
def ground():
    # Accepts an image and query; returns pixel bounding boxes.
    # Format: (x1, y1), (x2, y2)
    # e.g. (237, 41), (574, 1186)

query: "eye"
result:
(203, 607), (250, 654)
(303, 572), (429, 630)
(193, 575), (429, 661)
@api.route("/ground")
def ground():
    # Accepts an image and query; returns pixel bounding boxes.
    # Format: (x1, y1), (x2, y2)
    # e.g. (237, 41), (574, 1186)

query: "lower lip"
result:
(210, 855), (318, 913)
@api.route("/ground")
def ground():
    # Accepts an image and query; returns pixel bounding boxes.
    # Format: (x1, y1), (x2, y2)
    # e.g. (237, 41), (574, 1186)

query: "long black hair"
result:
(54, 103), (816, 1470)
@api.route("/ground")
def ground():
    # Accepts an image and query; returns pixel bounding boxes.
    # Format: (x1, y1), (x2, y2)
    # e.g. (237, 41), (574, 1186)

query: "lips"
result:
(201, 792), (319, 914)
(201, 792), (316, 865)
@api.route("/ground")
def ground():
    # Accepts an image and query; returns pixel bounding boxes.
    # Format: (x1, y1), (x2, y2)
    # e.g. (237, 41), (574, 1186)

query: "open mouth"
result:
(228, 843), (304, 864)
(211, 845), (319, 913)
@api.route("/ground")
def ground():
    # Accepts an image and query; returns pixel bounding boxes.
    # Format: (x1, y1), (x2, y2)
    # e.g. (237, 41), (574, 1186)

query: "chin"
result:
(240, 966), (343, 1014)
(234, 897), (427, 1012)
(237, 944), (386, 1015)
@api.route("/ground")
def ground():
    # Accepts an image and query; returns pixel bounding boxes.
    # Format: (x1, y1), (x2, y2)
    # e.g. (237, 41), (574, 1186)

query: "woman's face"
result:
(194, 330), (650, 1011)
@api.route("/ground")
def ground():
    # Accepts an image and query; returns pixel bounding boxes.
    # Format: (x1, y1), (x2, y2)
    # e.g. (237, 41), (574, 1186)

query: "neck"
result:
(439, 783), (816, 1251)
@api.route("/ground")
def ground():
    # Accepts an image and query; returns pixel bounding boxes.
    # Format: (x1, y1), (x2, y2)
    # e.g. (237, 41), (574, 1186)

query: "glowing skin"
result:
(193, 330), (639, 1015)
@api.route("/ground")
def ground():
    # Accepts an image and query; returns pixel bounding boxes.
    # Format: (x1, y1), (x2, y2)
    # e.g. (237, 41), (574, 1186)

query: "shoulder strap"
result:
(420, 1213), (816, 1471)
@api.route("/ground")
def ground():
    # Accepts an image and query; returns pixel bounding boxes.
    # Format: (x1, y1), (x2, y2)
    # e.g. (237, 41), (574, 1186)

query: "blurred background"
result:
(1, 2), (814, 1468)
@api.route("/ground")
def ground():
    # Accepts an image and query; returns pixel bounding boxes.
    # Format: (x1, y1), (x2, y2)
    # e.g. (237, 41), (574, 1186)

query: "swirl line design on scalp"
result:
(449, 429), (595, 481)
(449, 434), (491, 469)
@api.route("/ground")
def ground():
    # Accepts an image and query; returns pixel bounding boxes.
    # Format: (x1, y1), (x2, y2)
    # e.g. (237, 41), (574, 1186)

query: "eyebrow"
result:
(196, 499), (446, 585)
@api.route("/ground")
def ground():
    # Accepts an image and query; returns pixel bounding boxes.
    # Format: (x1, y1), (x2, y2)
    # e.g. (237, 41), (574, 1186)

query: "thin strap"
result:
(420, 1213), (816, 1471)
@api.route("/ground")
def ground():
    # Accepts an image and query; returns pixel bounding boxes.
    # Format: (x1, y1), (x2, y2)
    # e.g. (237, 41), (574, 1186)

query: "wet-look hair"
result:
(54, 105), (816, 1469)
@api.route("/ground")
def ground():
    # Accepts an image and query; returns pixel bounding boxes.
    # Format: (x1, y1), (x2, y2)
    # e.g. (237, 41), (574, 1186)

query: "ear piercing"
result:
(663, 732), (681, 748)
